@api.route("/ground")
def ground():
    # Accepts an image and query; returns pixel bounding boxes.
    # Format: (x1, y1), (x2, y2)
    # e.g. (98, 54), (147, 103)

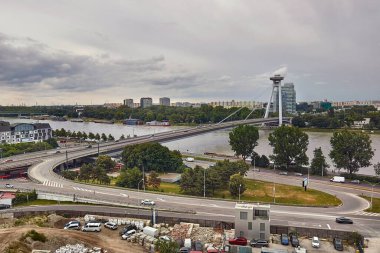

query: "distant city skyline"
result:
(0, 1), (379, 105)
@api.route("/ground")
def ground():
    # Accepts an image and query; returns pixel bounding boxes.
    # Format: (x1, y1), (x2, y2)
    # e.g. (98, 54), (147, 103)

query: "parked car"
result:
(141, 199), (155, 206)
(351, 180), (360, 184)
(86, 145), (92, 148)
(64, 220), (80, 227)
(228, 237), (247, 246)
(64, 223), (80, 230)
(336, 217), (353, 224)
(194, 241), (203, 251)
(5, 183), (14, 188)
(311, 236), (320, 248)
(279, 171), (288, 175)
(119, 224), (137, 236)
(104, 221), (118, 230)
(0, 204), (11, 209)
(290, 235), (300, 247)
(121, 229), (136, 239)
(159, 235), (172, 242)
(294, 173), (303, 176)
(333, 237), (343, 251)
(281, 234), (289, 245)
(250, 239), (269, 248)
(82, 222), (101, 232)
(179, 247), (190, 253)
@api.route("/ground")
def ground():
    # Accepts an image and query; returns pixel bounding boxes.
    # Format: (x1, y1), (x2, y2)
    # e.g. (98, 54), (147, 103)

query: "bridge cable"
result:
(217, 107), (244, 124)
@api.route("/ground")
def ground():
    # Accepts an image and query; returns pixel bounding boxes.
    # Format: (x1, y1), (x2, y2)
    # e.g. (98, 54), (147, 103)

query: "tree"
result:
(95, 133), (101, 140)
(310, 147), (329, 176)
(374, 162), (380, 177)
(229, 173), (246, 198)
(78, 163), (93, 182)
(44, 138), (59, 148)
(292, 116), (306, 128)
(101, 133), (108, 141)
(96, 155), (116, 172)
(108, 134), (115, 141)
(148, 171), (161, 190)
(268, 126), (309, 169)
(329, 130), (374, 174)
(115, 167), (143, 188)
(120, 134), (125, 140)
(88, 132), (95, 140)
(229, 125), (259, 160)
(155, 239), (179, 253)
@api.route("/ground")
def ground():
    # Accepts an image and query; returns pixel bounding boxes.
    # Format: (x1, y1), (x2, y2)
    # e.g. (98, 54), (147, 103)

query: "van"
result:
(82, 222), (101, 232)
(184, 238), (192, 248)
(330, 176), (345, 183)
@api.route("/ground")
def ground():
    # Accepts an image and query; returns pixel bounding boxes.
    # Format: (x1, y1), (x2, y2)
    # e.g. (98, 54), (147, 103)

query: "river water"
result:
(2, 117), (380, 176)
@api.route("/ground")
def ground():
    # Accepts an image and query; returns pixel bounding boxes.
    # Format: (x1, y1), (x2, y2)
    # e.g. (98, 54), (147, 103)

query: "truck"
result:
(185, 157), (195, 162)
(330, 176), (345, 183)
(143, 226), (158, 237)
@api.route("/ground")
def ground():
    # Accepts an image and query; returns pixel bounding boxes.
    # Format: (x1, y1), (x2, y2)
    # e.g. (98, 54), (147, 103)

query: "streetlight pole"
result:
(273, 165), (276, 203)
(238, 184), (241, 202)
(203, 167), (206, 198)
(142, 163), (146, 192)
(97, 141), (100, 156)
(138, 179), (144, 205)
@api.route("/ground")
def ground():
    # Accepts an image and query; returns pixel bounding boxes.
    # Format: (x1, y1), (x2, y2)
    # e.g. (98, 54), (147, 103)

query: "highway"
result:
(1, 116), (380, 237)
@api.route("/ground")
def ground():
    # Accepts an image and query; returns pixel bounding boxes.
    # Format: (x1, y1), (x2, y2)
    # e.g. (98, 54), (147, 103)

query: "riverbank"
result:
(300, 127), (380, 135)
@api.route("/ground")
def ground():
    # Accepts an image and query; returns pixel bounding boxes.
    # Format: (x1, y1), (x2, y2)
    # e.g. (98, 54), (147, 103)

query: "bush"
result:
(12, 190), (38, 205)
(21, 230), (47, 242)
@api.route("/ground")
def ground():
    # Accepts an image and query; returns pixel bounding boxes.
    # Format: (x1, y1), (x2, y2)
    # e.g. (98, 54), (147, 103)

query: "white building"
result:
(353, 118), (371, 129)
(0, 122), (52, 144)
(235, 203), (270, 240)
(159, 97), (171, 106)
(123, 99), (134, 108)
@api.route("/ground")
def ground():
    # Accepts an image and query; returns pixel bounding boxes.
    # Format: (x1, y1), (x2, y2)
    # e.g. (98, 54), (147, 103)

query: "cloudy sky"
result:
(0, 0), (379, 105)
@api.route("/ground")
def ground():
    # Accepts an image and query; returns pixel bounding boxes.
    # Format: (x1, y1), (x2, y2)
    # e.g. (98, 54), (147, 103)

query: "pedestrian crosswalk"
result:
(43, 180), (63, 188)
(73, 186), (93, 192)
(355, 211), (380, 217)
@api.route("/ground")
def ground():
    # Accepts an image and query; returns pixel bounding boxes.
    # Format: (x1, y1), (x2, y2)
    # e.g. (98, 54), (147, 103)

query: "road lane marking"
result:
(121, 194), (129, 197)
(327, 224), (331, 230)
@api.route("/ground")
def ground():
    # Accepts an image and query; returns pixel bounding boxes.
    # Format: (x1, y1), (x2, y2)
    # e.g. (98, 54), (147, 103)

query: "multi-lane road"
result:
(1, 117), (380, 236)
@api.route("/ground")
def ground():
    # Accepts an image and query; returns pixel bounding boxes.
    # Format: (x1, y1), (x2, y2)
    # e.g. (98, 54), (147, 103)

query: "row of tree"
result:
(0, 139), (58, 158)
(53, 128), (120, 142)
(180, 160), (249, 197)
(229, 124), (376, 175)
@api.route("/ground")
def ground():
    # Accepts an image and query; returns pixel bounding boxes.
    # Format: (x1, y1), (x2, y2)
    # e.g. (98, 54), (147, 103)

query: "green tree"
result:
(229, 173), (246, 198)
(96, 155), (116, 172)
(61, 170), (78, 180)
(88, 132), (95, 140)
(79, 163), (93, 182)
(268, 126), (309, 169)
(101, 133), (107, 141)
(329, 130), (374, 174)
(95, 133), (101, 140)
(155, 239), (179, 253)
(310, 147), (329, 176)
(374, 162), (380, 177)
(292, 116), (306, 128)
(115, 167), (143, 188)
(108, 134), (115, 141)
(44, 138), (59, 148)
(120, 134), (125, 140)
(229, 125), (259, 160)
(148, 171), (161, 190)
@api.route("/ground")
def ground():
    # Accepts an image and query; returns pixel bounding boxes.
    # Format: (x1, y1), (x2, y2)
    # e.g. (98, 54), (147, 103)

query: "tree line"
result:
(53, 128), (118, 142)
(0, 138), (58, 158)
(229, 124), (378, 177)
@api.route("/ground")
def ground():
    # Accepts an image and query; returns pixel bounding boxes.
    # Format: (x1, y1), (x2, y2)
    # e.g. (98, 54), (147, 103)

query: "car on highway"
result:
(294, 172), (303, 176)
(333, 237), (343, 251)
(290, 234), (300, 247)
(104, 221), (118, 230)
(228, 237), (247, 246)
(141, 199), (155, 206)
(5, 183), (14, 188)
(335, 217), (353, 224)
(279, 171), (288, 175)
(351, 179), (360, 184)
(86, 145), (92, 148)
(311, 236), (320, 248)
(250, 239), (269, 248)
(119, 224), (137, 236)
(121, 229), (136, 239)
(281, 234), (289, 245)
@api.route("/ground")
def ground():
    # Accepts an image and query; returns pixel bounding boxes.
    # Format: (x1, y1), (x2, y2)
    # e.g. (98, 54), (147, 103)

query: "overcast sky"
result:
(0, 0), (379, 105)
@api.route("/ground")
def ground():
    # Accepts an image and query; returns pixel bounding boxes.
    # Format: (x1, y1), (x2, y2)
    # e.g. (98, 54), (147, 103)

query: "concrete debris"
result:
(54, 244), (108, 253)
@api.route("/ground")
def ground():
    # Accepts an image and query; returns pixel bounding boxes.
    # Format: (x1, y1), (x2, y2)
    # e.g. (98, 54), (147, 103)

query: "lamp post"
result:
(203, 167), (206, 198)
(238, 184), (242, 202)
(137, 178), (144, 204)
(364, 180), (380, 212)
(97, 141), (100, 156)
(273, 164), (276, 203)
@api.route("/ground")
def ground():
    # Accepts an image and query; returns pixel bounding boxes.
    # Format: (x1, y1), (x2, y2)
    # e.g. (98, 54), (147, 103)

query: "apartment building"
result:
(0, 122), (52, 144)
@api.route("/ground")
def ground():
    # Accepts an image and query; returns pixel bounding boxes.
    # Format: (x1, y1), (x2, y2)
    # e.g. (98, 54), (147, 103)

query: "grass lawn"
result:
(14, 199), (83, 207)
(362, 196), (380, 213)
(153, 179), (341, 206)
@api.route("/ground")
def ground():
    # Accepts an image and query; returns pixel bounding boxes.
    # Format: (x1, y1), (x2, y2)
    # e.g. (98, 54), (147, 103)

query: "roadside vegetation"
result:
(0, 139), (58, 158)
(362, 196), (380, 213)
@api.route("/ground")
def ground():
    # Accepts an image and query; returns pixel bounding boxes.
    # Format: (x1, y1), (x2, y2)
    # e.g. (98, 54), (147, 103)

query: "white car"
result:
(104, 221), (118, 230)
(141, 199), (155, 206)
(311, 236), (320, 248)
(5, 184), (14, 188)
(121, 229), (136, 239)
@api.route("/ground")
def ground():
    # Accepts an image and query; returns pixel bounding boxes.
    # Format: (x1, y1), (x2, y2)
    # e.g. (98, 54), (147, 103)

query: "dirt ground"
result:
(0, 225), (145, 253)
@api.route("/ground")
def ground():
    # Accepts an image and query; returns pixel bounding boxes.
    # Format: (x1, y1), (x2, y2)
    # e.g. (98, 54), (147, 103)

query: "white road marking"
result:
(327, 224), (331, 230)
(157, 197), (165, 201)
(43, 180), (63, 188)
(121, 193), (129, 197)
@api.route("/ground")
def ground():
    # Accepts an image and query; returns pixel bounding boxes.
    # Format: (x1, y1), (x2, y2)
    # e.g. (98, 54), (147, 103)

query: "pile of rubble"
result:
(54, 244), (107, 253)
(191, 227), (223, 246)
(127, 232), (158, 252)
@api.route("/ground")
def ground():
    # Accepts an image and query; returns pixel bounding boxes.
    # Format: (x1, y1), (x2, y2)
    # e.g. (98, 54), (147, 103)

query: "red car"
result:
(228, 237), (247, 246)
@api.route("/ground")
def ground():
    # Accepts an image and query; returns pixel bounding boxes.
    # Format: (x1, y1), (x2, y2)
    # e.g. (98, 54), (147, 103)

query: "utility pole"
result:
(321, 164), (324, 177)
(203, 168), (206, 198)
(273, 165), (276, 203)
(65, 150), (68, 169)
(97, 141), (100, 156)
(238, 184), (241, 202)
(142, 163), (146, 192)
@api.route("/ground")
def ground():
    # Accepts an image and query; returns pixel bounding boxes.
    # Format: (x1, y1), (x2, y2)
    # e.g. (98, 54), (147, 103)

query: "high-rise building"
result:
(123, 99), (134, 108)
(140, 97), (153, 108)
(272, 83), (296, 115)
(159, 97), (170, 106)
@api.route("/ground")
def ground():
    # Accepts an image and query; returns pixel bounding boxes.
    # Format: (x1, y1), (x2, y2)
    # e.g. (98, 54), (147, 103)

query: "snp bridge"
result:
(27, 117), (286, 184)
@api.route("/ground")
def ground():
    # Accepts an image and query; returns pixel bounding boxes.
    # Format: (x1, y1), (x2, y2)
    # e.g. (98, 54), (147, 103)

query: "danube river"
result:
(2, 117), (380, 175)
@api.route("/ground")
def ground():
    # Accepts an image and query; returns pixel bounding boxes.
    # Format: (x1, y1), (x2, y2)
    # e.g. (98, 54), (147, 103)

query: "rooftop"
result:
(235, 203), (270, 210)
